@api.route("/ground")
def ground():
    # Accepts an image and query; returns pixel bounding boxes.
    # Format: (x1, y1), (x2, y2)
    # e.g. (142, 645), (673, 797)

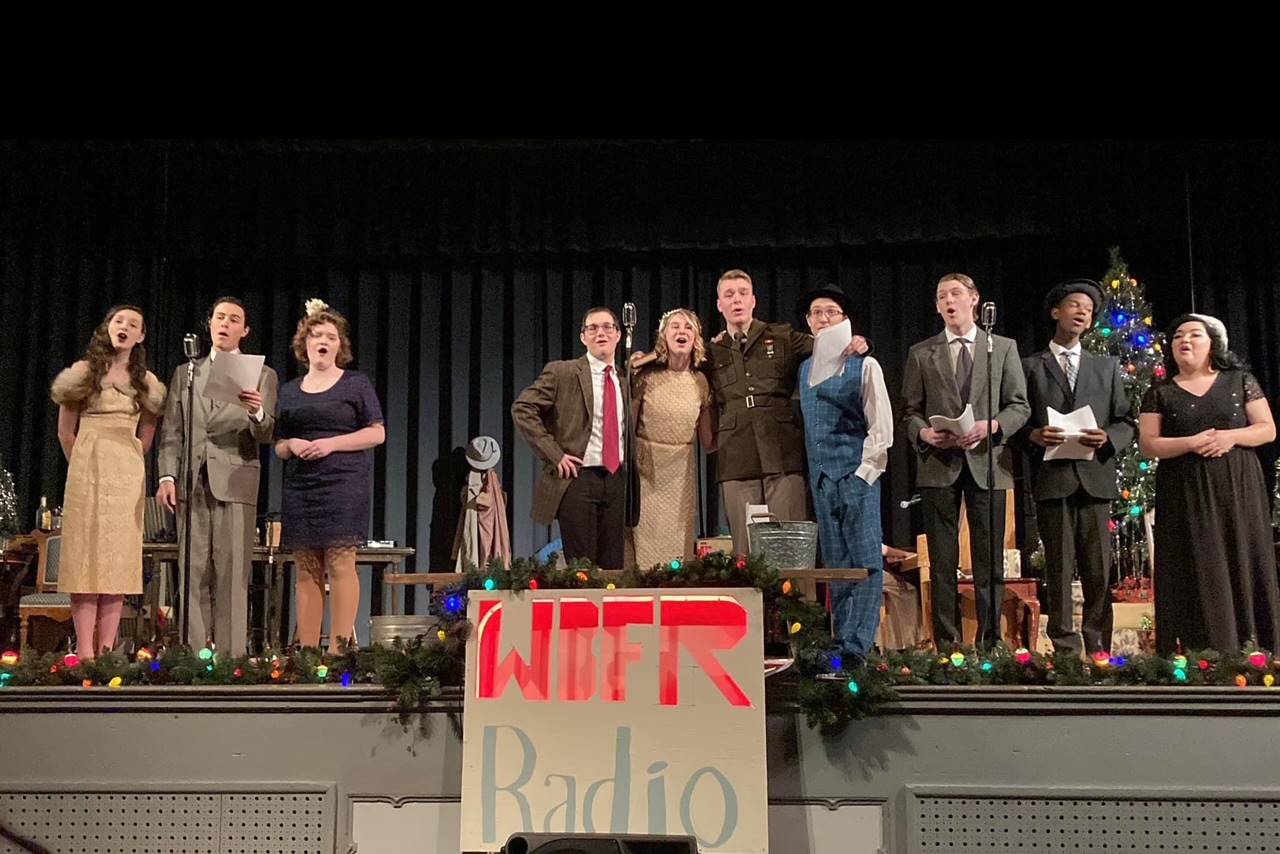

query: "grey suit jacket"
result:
(901, 329), (1030, 490)
(511, 355), (633, 526)
(1019, 348), (1135, 502)
(157, 357), (279, 506)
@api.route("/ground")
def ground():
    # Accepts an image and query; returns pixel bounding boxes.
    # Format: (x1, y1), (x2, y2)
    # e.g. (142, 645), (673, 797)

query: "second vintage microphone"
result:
(980, 302), (997, 352)
(622, 302), (637, 350)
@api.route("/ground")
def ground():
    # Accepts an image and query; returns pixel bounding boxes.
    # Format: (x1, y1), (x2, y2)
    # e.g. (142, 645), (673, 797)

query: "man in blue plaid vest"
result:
(798, 285), (894, 664)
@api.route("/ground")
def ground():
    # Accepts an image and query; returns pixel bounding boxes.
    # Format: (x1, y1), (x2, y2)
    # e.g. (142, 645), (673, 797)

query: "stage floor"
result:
(4, 682), (1280, 853)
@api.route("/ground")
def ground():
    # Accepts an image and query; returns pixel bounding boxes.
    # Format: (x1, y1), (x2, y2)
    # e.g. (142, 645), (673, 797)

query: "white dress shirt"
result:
(1048, 340), (1081, 388)
(580, 351), (625, 468)
(944, 325), (976, 370)
(857, 357), (895, 484)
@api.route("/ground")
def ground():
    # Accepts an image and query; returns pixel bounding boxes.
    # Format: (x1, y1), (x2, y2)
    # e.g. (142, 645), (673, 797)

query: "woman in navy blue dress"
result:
(275, 300), (385, 651)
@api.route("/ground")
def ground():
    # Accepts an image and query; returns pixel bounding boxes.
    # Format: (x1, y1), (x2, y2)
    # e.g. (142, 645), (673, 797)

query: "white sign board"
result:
(460, 588), (768, 853)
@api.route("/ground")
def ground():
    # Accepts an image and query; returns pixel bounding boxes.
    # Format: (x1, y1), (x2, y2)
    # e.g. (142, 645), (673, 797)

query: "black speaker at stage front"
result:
(500, 832), (699, 854)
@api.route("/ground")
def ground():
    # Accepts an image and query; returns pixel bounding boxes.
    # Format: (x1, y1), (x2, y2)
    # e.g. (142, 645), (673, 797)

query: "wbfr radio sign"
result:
(459, 589), (767, 854)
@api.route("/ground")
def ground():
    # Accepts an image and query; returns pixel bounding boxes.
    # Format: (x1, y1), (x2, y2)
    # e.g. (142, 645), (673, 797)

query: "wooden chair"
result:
(914, 488), (1018, 646)
(18, 531), (70, 649)
(139, 495), (177, 645)
(878, 545), (925, 651)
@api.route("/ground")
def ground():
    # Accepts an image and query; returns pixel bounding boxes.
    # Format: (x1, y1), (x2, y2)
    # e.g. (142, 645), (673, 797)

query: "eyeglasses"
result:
(807, 309), (845, 320)
(582, 323), (618, 334)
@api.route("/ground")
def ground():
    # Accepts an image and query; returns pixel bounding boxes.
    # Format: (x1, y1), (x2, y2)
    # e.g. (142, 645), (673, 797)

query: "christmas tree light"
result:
(1082, 248), (1164, 593)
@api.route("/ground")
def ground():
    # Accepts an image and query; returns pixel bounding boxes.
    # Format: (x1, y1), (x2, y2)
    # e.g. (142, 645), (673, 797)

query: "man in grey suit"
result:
(512, 306), (631, 570)
(1021, 279), (1135, 655)
(157, 297), (278, 655)
(902, 273), (1030, 650)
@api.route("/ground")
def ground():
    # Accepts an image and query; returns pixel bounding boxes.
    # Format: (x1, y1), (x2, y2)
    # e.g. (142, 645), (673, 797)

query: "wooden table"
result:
(143, 543), (415, 647)
(1, 540), (39, 648)
(379, 567), (869, 615)
(958, 577), (1041, 649)
(4, 539), (415, 650)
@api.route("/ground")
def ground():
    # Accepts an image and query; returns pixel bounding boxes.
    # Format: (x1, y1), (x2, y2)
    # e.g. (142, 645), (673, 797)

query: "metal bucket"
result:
(369, 615), (439, 647)
(747, 515), (818, 570)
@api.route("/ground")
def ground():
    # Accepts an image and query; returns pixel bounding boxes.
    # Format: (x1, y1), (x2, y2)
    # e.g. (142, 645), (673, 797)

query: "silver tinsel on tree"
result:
(0, 467), (18, 539)
(1272, 459), (1280, 529)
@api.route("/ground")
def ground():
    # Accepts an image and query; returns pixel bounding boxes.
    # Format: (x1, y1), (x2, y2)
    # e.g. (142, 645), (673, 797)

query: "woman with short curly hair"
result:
(275, 300), (385, 652)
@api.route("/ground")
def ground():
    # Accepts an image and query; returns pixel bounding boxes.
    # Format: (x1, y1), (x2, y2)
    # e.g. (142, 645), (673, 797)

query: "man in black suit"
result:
(1021, 279), (1135, 655)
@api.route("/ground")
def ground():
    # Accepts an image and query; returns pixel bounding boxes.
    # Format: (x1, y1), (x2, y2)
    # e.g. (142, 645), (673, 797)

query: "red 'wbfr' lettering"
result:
(477, 599), (553, 700)
(659, 597), (751, 708)
(558, 599), (598, 701)
(474, 595), (749, 707)
(601, 597), (654, 702)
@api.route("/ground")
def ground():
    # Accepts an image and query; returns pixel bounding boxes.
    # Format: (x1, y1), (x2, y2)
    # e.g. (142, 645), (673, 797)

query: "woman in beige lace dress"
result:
(51, 306), (166, 659)
(626, 309), (717, 569)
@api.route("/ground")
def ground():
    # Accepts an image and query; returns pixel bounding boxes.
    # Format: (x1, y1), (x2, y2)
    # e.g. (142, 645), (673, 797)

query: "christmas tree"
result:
(1080, 247), (1165, 594)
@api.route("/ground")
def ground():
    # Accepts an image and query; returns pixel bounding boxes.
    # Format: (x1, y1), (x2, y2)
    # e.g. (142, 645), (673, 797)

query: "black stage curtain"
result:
(3, 140), (1277, 599)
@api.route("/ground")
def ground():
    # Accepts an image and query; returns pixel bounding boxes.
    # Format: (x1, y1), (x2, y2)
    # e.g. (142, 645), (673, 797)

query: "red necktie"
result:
(602, 365), (620, 474)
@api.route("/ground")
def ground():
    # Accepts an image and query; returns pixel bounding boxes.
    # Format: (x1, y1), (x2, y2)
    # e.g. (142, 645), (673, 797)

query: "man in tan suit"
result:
(512, 306), (629, 569)
(157, 297), (278, 655)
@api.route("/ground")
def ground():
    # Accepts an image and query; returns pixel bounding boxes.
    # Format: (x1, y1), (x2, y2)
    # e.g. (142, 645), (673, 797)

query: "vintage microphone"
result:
(980, 301), (999, 651)
(622, 302), (637, 352)
(179, 332), (200, 648)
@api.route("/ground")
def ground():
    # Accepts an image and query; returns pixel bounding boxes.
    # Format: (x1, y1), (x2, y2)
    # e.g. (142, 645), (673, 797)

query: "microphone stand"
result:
(621, 309), (637, 537)
(983, 313), (999, 651)
(179, 347), (198, 648)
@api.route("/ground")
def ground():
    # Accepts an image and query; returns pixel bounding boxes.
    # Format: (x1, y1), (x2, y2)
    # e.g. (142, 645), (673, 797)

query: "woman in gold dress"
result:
(626, 309), (717, 569)
(51, 305), (166, 659)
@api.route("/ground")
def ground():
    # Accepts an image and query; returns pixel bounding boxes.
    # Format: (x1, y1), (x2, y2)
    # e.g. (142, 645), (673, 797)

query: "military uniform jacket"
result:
(707, 319), (813, 482)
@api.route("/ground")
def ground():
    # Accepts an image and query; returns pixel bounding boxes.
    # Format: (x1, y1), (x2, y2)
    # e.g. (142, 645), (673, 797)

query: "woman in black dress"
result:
(275, 300), (385, 651)
(1139, 313), (1277, 654)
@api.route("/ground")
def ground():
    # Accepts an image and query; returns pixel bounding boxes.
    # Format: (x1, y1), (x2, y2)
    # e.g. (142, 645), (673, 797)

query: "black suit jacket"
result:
(1020, 348), (1135, 502)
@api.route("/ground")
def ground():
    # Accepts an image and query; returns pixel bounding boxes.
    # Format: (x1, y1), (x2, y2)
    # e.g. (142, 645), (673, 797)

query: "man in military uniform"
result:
(708, 269), (867, 556)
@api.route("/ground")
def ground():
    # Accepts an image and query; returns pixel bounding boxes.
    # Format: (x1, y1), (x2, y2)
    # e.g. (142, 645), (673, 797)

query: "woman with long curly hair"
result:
(50, 305), (166, 659)
(625, 308), (716, 569)
(275, 300), (385, 652)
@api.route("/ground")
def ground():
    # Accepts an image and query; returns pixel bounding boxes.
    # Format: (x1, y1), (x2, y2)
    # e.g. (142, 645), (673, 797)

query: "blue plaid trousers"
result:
(814, 470), (883, 660)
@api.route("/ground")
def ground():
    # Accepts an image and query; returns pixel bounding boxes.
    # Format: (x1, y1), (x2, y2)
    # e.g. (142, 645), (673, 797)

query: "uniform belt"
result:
(725, 395), (783, 411)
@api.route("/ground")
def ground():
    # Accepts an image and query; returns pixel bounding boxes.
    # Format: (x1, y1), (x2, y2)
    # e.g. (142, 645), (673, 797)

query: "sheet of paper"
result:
(807, 318), (852, 387)
(203, 352), (265, 405)
(1044, 405), (1098, 461)
(929, 403), (975, 436)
